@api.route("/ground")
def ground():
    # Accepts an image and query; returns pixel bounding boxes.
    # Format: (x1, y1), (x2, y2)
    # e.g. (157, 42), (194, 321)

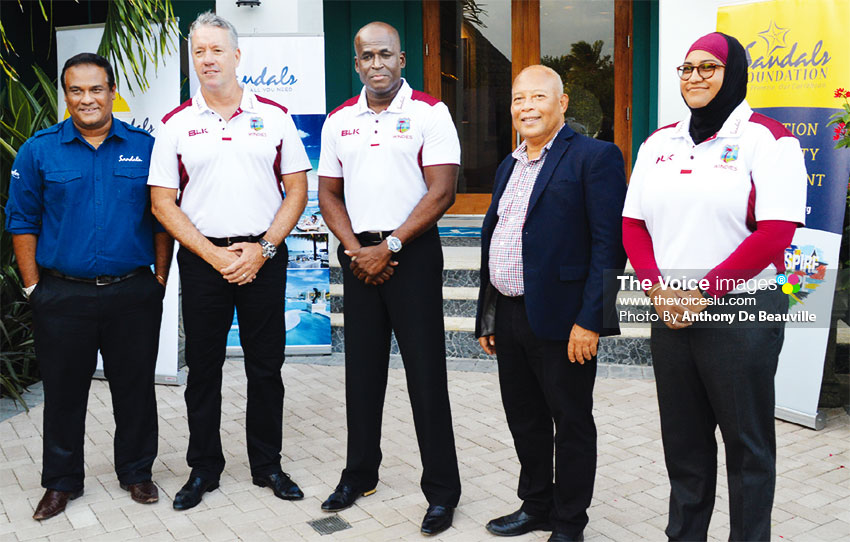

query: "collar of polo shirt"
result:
(352, 78), (413, 116)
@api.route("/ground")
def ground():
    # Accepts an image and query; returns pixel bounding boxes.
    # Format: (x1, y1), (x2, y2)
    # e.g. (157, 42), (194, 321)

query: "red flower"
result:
(845, 91), (850, 98)
(836, 88), (846, 97)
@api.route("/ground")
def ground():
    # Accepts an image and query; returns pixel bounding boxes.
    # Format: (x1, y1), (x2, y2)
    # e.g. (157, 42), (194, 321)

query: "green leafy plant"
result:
(827, 88), (850, 321)
(1, 0), (179, 91)
(99, 0), (179, 93)
(829, 87), (850, 148)
(0, 1), (180, 407)
(0, 65), (57, 407)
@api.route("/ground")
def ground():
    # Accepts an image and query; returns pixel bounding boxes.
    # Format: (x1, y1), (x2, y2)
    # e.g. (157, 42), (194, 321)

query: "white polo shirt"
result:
(623, 100), (807, 283)
(148, 88), (311, 237)
(317, 79), (460, 233)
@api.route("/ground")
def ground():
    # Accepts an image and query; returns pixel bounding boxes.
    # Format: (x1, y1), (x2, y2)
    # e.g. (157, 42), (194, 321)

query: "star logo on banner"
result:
(757, 20), (790, 55)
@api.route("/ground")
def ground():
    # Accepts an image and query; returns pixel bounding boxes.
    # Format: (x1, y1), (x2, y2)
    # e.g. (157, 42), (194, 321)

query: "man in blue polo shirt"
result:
(5, 53), (171, 521)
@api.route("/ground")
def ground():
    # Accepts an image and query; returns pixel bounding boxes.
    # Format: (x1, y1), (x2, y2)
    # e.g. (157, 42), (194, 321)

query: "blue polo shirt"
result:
(5, 117), (159, 278)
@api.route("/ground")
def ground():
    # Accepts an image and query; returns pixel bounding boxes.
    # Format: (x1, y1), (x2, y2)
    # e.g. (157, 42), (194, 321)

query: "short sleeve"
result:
(421, 102), (460, 167)
(147, 120), (180, 189)
(317, 114), (342, 178)
(622, 141), (650, 220)
(5, 139), (43, 234)
(751, 133), (807, 226)
(279, 113), (312, 175)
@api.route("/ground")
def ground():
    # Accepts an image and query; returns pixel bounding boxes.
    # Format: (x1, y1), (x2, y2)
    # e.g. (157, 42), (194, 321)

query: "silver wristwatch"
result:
(258, 238), (277, 259)
(23, 283), (37, 298)
(386, 235), (402, 253)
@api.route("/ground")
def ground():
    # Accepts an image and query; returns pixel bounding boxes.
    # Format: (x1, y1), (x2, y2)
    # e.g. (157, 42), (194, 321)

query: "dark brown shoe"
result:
(32, 489), (83, 520)
(120, 481), (159, 504)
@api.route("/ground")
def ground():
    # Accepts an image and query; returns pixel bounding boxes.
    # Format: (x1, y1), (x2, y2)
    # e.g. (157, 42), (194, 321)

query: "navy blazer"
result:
(475, 124), (627, 341)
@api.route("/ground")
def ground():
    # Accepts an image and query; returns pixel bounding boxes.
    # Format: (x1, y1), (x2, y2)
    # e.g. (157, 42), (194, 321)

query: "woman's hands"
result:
(650, 287), (708, 329)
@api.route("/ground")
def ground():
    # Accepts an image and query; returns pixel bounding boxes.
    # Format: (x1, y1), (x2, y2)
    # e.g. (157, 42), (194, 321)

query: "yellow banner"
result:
(717, 0), (849, 109)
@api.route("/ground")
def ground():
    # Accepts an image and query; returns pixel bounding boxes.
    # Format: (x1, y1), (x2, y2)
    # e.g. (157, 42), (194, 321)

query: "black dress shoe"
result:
(421, 504), (454, 536)
(252, 471), (303, 500)
(548, 531), (583, 542)
(486, 509), (552, 536)
(321, 483), (377, 512)
(172, 476), (219, 511)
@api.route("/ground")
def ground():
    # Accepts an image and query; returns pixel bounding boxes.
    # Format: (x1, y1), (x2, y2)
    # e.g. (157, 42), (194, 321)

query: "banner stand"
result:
(775, 406), (827, 430)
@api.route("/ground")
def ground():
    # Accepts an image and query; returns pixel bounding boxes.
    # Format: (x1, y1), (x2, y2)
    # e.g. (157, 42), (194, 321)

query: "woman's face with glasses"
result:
(679, 50), (725, 109)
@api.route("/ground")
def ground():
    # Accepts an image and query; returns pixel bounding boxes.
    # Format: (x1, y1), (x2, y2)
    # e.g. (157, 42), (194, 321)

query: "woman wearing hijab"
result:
(622, 33), (807, 541)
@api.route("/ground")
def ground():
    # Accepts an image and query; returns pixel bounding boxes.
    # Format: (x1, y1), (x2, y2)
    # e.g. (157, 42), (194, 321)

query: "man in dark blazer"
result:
(476, 65), (626, 542)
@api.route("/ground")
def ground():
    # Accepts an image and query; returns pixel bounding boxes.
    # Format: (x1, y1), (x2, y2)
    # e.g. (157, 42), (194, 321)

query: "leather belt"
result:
(356, 230), (394, 246)
(206, 231), (267, 247)
(45, 267), (147, 286)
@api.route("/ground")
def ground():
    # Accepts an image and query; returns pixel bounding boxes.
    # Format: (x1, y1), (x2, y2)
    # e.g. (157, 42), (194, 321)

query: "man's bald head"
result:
(513, 65), (565, 97)
(354, 22), (401, 54)
(353, 21), (406, 102)
(510, 64), (569, 149)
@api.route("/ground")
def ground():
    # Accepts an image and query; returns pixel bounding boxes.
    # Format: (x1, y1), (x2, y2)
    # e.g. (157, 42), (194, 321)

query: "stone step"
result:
(331, 283), (651, 319)
(330, 266), (481, 289)
(330, 312), (651, 364)
(330, 284), (480, 317)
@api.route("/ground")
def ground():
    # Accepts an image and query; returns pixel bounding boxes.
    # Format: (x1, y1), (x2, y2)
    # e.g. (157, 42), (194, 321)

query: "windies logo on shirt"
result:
(250, 117), (264, 131)
(721, 145), (739, 163)
(396, 118), (410, 133)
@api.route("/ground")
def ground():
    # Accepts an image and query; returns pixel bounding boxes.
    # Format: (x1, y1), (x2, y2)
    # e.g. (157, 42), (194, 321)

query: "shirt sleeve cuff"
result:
(5, 217), (41, 234)
(146, 176), (180, 189)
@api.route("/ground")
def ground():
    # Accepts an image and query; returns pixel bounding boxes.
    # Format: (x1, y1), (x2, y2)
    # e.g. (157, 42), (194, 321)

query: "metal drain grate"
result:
(307, 515), (352, 535)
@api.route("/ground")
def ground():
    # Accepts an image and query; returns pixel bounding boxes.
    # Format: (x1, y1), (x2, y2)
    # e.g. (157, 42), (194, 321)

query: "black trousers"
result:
(494, 293), (597, 536)
(337, 227), (461, 507)
(651, 288), (788, 542)
(178, 245), (288, 480)
(30, 271), (163, 492)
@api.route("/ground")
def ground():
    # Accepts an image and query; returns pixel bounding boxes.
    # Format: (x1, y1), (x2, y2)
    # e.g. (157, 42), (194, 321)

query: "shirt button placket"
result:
(94, 146), (104, 269)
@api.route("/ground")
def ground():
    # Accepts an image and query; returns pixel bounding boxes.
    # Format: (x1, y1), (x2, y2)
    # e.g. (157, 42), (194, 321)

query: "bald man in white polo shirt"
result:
(148, 12), (308, 511)
(317, 21), (461, 537)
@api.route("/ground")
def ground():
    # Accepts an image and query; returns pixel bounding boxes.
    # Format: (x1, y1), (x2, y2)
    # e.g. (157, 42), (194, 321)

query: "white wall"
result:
(657, 0), (756, 127)
(215, 0), (323, 35)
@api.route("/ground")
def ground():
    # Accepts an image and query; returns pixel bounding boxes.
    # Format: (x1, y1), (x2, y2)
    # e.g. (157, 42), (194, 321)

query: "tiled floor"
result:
(1, 357), (847, 541)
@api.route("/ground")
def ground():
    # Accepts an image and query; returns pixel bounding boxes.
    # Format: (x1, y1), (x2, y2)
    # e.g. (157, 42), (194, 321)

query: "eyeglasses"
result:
(676, 62), (725, 80)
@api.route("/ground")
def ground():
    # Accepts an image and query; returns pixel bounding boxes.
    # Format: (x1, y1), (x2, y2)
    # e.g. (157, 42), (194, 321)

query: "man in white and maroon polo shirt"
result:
(147, 12), (309, 511)
(317, 21), (461, 536)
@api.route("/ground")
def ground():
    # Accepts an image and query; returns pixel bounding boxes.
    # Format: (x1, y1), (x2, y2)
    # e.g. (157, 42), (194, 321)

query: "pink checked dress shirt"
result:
(489, 138), (554, 297)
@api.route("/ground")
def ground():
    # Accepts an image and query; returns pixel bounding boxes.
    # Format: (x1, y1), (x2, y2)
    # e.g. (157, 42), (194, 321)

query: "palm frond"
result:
(97, 0), (180, 93)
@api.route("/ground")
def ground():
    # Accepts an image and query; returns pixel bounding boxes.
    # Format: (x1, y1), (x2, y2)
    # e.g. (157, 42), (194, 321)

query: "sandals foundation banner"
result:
(220, 36), (331, 354)
(718, 0), (850, 429)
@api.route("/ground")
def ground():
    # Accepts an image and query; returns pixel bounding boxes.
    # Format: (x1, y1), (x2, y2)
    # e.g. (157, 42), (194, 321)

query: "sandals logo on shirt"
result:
(721, 145), (739, 163)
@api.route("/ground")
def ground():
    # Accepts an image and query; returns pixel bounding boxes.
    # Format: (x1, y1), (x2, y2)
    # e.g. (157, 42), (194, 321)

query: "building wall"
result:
(215, 0), (323, 35)
(657, 0), (742, 127)
(322, 1), (424, 112)
(632, 0), (659, 160)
